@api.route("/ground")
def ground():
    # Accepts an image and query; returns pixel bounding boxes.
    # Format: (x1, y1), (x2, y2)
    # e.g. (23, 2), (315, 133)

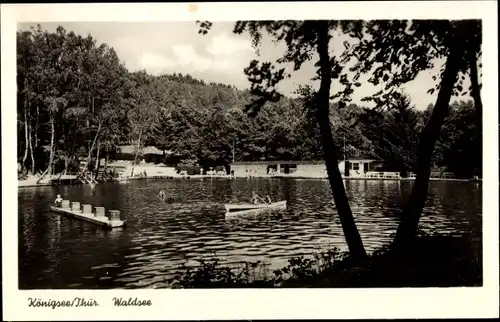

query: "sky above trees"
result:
(18, 21), (472, 111)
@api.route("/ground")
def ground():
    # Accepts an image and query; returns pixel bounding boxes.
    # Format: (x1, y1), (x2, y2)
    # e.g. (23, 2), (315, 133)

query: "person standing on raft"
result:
(54, 194), (63, 207)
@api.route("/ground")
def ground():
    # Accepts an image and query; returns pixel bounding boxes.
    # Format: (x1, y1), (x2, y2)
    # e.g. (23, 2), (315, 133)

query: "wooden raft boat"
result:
(224, 200), (287, 217)
(49, 206), (125, 229)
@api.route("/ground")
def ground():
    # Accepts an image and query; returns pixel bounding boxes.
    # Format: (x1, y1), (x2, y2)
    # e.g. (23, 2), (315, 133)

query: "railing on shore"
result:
(20, 168), (479, 187)
(409, 171), (457, 180)
(365, 171), (401, 179)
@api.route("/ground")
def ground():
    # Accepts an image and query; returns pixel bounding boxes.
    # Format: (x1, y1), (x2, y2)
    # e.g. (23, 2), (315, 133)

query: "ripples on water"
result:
(18, 178), (482, 289)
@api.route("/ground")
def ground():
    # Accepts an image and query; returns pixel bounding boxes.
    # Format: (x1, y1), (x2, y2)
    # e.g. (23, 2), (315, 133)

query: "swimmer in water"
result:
(159, 189), (166, 199)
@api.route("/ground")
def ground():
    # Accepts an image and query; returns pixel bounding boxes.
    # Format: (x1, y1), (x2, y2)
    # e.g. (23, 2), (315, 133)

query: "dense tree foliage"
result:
(17, 24), (481, 182)
(17, 25), (131, 180)
(335, 19), (482, 249)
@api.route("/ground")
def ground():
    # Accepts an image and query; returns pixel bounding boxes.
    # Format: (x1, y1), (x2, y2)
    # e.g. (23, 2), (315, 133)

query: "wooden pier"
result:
(49, 200), (125, 229)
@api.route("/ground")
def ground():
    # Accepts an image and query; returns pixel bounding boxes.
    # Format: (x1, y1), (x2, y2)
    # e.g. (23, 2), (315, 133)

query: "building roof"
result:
(118, 145), (167, 155)
(231, 157), (382, 165)
(231, 160), (325, 165)
(118, 145), (137, 154)
(142, 146), (165, 155)
(347, 156), (382, 162)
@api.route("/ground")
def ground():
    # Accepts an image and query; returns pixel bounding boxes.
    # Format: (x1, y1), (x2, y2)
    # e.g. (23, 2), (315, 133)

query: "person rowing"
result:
(54, 194), (63, 207)
(251, 191), (272, 205)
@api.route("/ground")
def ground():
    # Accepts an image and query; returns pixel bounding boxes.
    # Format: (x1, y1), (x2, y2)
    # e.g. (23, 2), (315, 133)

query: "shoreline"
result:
(18, 173), (480, 188)
(167, 232), (481, 288)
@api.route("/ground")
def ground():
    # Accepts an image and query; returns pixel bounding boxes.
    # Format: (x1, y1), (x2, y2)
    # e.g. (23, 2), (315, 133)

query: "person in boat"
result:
(159, 189), (166, 199)
(54, 194), (63, 207)
(251, 191), (268, 205)
(251, 191), (260, 204)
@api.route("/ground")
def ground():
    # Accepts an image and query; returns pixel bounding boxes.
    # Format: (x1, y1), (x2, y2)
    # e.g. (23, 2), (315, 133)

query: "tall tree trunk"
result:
(316, 21), (367, 260)
(87, 96), (94, 156)
(22, 92), (29, 172)
(63, 155), (69, 175)
(62, 129), (73, 176)
(132, 127), (143, 176)
(35, 101), (39, 152)
(28, 123), (35, 175)
(392, 33), (466, 251)
(468, 51), (482, 178)
(104, 152), (109, 178)
(86, 121), (102, 171)
(94, 141), (101, 180)
(48, 116), (55, 176)
(37, 116), (55, 183)
(22, 119), (29, 174)
(57, 154), (70, 181)
(21, 77), (32, 173)
(468, 51), (482, 127)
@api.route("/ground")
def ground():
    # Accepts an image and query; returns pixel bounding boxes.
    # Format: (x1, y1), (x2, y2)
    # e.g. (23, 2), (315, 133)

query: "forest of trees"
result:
(17, 24), (482, 181)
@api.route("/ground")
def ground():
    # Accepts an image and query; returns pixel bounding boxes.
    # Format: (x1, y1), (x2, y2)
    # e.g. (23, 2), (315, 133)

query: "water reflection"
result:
(18, 178), (482, 289)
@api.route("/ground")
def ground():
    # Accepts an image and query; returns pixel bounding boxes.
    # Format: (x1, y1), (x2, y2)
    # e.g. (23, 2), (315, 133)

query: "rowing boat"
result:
(224, 200), (287, 216)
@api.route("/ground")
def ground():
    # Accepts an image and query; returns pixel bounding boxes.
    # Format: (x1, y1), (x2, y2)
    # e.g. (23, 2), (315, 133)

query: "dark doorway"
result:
(345, 161), (350, 177)
(267, 164), (277, 174)
(363, 163), (369, 173)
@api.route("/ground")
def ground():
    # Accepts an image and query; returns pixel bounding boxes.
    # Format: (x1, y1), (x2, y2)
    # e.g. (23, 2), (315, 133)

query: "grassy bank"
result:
(167, 231), (481, 288)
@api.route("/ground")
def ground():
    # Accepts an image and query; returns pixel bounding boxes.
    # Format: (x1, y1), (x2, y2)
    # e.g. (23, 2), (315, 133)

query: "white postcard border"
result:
(2, 2), (499, 320)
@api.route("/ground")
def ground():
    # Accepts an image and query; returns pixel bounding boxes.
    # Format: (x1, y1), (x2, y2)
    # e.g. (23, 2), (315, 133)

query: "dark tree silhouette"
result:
(339, 20), (482, 250)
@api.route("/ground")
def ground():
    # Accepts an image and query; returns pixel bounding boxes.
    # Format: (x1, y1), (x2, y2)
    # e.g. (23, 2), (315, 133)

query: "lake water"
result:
(18, 178), (482, 289)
